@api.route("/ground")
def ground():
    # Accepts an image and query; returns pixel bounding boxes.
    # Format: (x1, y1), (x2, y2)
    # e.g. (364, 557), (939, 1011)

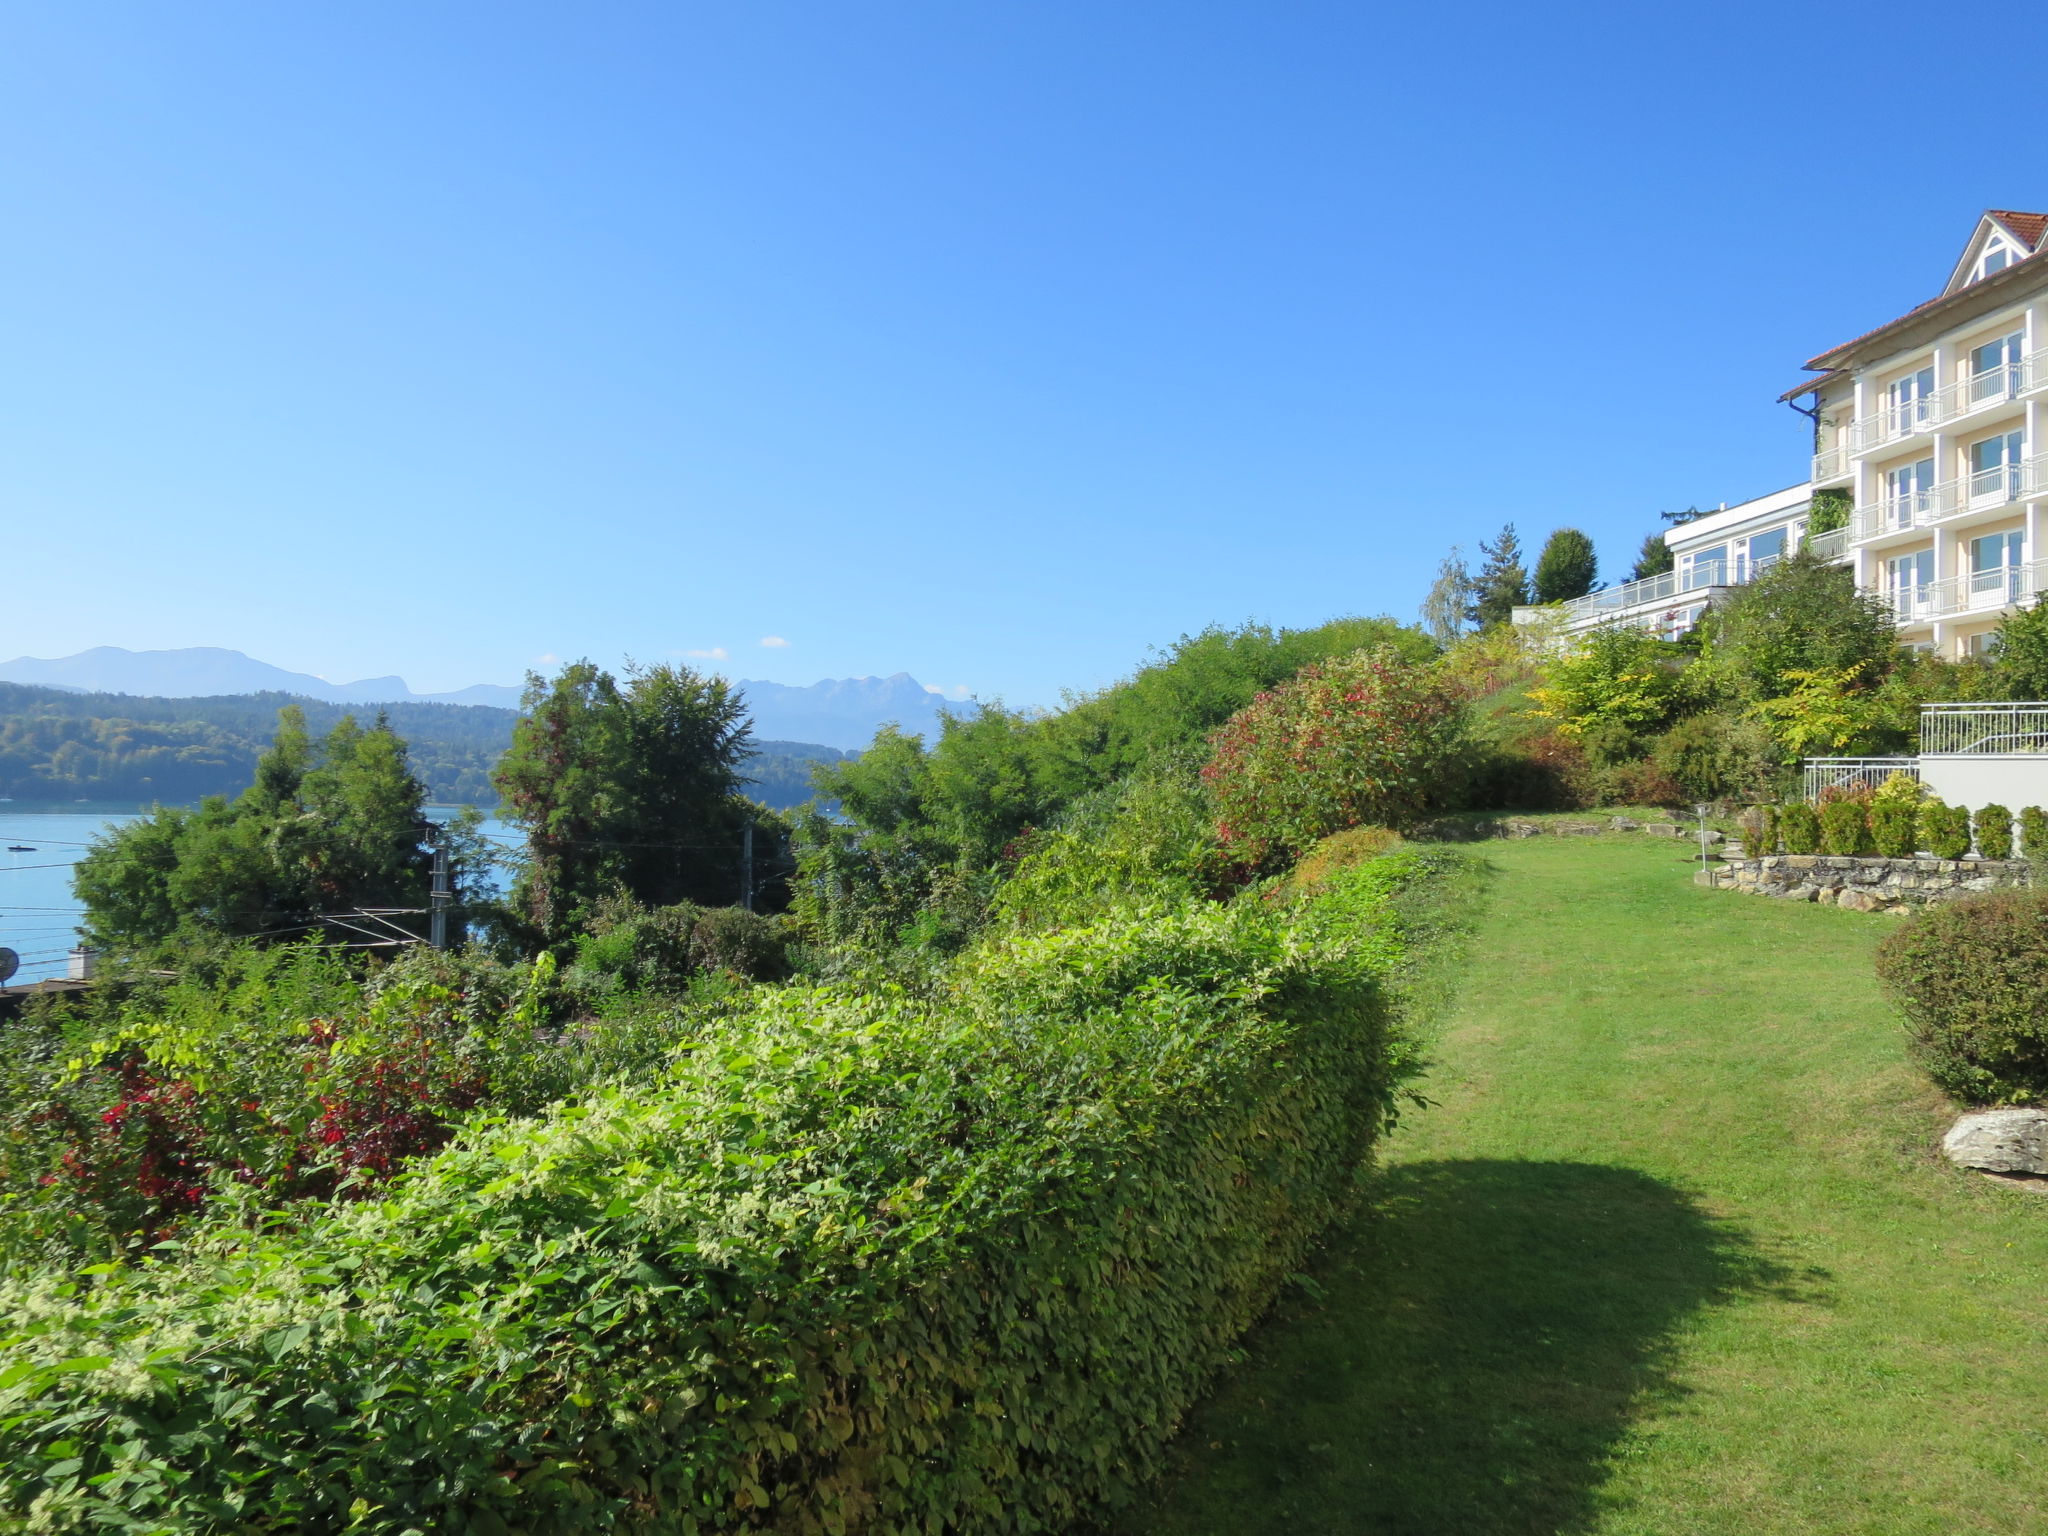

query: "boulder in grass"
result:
(1942, 1108), (2048, 1175)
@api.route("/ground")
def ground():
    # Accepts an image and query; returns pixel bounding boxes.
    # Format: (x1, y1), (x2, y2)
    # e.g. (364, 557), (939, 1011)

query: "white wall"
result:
(1918, 755), (2048, 811)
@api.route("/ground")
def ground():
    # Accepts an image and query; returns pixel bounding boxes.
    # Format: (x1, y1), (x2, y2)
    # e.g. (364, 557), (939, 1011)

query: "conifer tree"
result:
(1467, 524), (1530, 630)
(1630, 530), (1674, 581)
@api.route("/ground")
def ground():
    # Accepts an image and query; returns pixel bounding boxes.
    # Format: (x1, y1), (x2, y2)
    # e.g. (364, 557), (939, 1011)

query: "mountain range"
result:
(0, 648), (964, 752)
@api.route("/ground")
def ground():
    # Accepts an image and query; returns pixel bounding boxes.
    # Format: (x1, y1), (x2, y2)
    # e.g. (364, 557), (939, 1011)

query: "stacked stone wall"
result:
(1713, 853), (2031, 911)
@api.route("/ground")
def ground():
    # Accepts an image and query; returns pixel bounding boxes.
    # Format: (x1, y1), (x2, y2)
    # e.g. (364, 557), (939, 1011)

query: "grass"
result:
(1123, 834), (2048, 1535)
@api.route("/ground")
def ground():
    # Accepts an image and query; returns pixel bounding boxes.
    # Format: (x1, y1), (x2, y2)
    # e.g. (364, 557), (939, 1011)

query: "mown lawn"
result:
(1124, 835), (2048, 1536)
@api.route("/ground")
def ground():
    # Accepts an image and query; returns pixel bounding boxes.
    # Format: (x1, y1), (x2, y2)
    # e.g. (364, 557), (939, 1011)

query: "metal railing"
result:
(1802, 758), (1919, 799)
(1920, 702), (2048, 756)
(1851, 456), (2048, 541)
(1806, 525), (1851, 561)
(1883, 557), (2048, 623)
(1845, 349), (2048, 454)
(1812, 442), (1852, 484)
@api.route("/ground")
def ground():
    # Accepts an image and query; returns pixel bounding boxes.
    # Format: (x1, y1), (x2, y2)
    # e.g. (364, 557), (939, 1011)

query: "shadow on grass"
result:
(1120, 1159), (1813, 1536)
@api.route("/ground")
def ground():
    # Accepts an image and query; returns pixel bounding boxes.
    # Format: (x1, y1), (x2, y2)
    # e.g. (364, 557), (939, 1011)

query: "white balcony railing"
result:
(1920, 702), (2048, 756)
(1884, 557), (2048, 623)
(1812, 442), (1852, 484)
(1845, 349), (2048, 455)
(1806, 525), (1851, 561)
(1802, 758), (1919, 800)
(1850, 455), (2048, 541)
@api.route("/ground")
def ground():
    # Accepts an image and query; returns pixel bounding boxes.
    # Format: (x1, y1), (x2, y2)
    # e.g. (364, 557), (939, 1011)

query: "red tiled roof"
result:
(1803, 296), (1947, 371)
(1989, 210), (2048, 250)
(1802, 210), (2048, 368)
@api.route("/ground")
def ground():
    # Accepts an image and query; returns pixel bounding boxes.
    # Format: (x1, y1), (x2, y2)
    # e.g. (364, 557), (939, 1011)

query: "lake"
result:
(0, 805), (517, 984)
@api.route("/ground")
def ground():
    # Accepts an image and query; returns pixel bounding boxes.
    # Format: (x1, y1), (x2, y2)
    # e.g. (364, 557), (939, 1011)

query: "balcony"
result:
(1882, 557), (2048, 624)
(1806, 524), (1851, 562)
(1845, 348), (2048, 456)
(1849, 455), (2048, 541)
(1811, 442), (1852, 485)
(1548, 566), (1722, 625)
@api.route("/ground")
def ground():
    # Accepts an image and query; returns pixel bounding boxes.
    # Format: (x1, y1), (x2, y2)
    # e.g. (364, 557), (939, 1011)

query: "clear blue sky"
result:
(5, 1), (2046, 709)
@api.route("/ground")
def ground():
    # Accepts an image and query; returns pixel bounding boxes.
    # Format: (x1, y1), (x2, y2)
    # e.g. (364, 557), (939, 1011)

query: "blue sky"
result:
(5, 1), (2047, 709)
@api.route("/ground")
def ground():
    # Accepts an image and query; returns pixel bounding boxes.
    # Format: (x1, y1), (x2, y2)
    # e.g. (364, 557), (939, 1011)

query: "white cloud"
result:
(758, 636), (791, 648)
(924, 683), (974, 700)
(533, 652), (561, 667)
(684, 646), (729, 661)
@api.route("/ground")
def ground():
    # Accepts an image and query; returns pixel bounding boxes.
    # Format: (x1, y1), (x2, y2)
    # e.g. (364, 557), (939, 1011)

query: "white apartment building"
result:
(1792, 209), (2048, 657)
(1513, 483), (1817, 640)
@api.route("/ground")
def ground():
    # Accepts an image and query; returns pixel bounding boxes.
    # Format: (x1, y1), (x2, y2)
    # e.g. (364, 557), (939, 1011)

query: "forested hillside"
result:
(0, 683), (847, 808)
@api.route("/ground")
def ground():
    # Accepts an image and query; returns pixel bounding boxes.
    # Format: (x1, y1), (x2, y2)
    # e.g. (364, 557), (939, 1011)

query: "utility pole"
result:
(416, 818), (452, 949)
(741, 822), (755, 912)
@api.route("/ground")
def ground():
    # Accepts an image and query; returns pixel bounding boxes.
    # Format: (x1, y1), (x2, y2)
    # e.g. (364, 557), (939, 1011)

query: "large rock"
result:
(1942, 1109), (2048, 1175)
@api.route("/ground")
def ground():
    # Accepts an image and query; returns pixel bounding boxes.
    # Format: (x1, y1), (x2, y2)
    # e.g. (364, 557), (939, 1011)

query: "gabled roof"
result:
(1793, 208), (2048, 380)
(1942, 209), (2048, 296)
(1989, 209), (2048, 250)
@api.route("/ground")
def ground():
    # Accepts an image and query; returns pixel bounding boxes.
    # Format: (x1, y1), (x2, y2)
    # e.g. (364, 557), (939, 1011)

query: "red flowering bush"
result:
(1201, 646), (1471, 872)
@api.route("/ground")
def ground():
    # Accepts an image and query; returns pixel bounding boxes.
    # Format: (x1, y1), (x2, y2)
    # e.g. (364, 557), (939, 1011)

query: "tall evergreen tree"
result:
(1467, 524), (1529, 630)
(1533, 527), (1599, 603)
(1630, 531), (1674, 581)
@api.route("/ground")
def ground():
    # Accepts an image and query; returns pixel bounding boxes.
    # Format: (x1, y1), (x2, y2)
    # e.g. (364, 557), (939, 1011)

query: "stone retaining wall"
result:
(1710, 853), (2032, 911)
(1417, 815), (1718, 844)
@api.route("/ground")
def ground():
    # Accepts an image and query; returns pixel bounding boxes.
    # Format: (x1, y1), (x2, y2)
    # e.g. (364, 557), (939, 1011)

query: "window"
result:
(1886, 550), (1935, 616)
(1969, 529), (2025, 599)
(1969, 329), (2025, 405)
(1744, 526), (1787, 580)
(1683, 545), (1728, 589)
(1888, 367), (1935, 434)
(1885, 458), (1935, 527)
(1969, 430), (2025, 503)
(1977, 245), (2012, 281)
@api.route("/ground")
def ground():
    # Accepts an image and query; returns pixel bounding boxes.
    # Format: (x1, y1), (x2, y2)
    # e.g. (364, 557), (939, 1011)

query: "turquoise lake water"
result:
(0, 805), (515, 984)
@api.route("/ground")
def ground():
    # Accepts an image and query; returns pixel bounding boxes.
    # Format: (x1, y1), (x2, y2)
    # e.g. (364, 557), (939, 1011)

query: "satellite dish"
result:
(0, 948), (18, 985)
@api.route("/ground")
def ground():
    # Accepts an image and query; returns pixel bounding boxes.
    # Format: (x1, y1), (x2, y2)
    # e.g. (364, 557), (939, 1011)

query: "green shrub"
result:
(569, 894), (704, 997)
(1922, 802), (1972, 859)
(2022, 806), (2048, 861)
(1282, 826), (1404, 896)
(1974, 804), (2015, 861)
(1870, 798), (1918, 859)
(1780, 802), (1822, 855)
(1651, 711), (1778, 804)
(689, 905), (790, 980)
(1757, 804), (1781, 855)
(0, 861), (1427, 1534)
(1203, 645), (1470, 871)
(1876, 889), (2048, 1103)
(1820, 799), (1871, 856)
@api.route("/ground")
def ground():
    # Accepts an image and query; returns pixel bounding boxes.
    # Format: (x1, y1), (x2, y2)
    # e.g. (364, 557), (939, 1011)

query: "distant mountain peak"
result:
(0, 649), (971, 753)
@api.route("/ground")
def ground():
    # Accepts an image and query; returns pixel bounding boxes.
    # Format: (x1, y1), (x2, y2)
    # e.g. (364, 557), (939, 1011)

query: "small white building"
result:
(1512, 483), (1819, 641)
(1805, 703), (2048, 812)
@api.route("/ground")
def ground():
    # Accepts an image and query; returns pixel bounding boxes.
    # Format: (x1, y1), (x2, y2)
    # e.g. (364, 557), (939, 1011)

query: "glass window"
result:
(1684, 546), (1727, 589)
(1889, 367), (1935, 431)
(1885, 457), (1935, 526)
(1748, 527), (1787, 562)
(1971, 530), (2023, 573)
(1980, 247), (2011, 278)
(1970, 431), (2025, 502)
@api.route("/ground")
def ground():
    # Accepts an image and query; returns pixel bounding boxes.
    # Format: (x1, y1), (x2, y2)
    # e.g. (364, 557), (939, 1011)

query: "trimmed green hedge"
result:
(0, 859), (1427, 1534)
